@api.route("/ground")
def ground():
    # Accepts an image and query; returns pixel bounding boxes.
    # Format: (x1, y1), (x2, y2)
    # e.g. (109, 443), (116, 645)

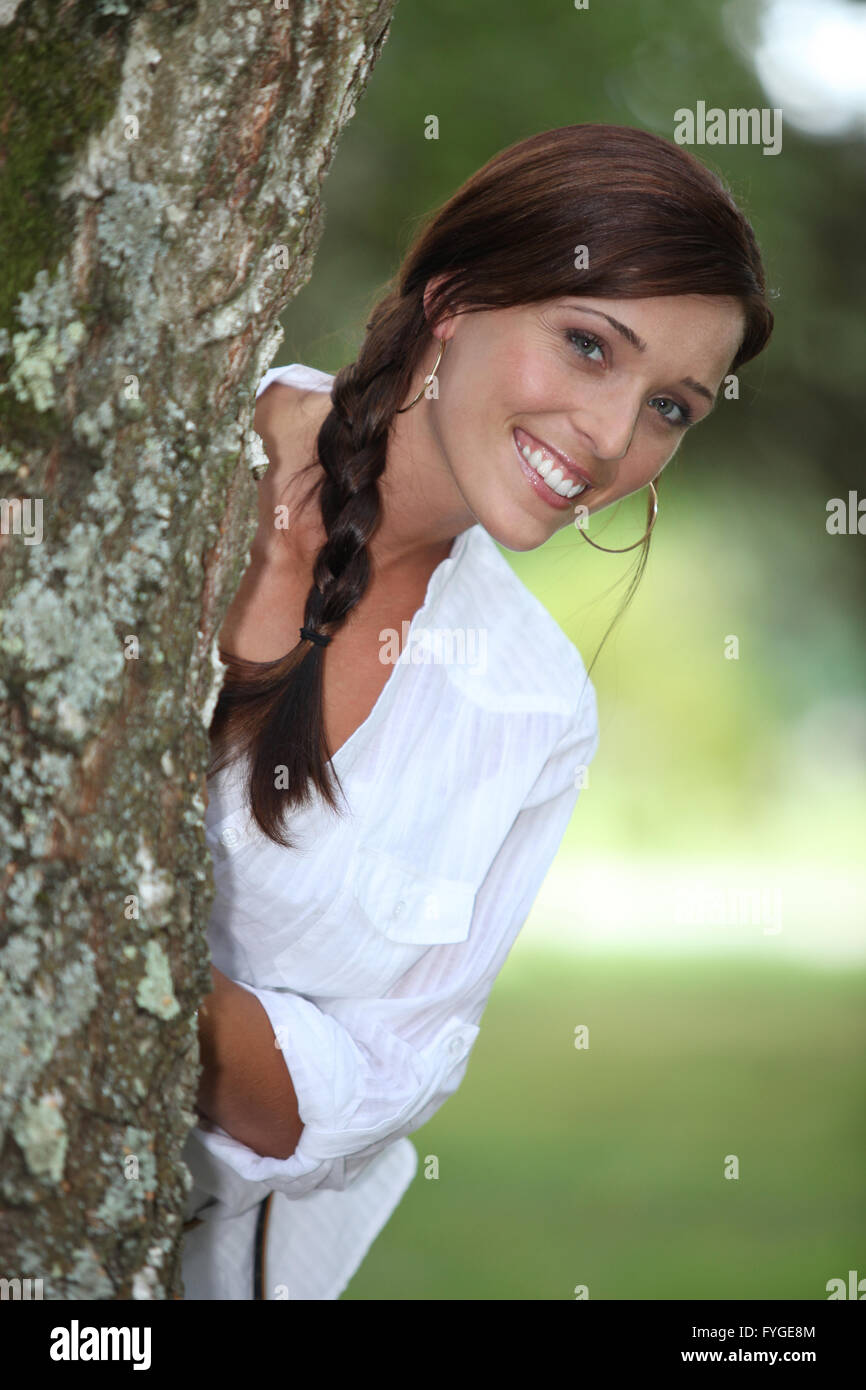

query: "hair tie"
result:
(300, 625), (332, 647)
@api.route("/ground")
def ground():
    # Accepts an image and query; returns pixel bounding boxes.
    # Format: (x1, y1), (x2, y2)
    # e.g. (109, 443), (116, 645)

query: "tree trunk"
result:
(0, 0), (394, 1300)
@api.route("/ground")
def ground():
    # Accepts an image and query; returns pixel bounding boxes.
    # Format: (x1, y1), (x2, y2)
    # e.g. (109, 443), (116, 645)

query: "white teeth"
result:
(518, 435), (588, 499)
(524, 445), (552, 478)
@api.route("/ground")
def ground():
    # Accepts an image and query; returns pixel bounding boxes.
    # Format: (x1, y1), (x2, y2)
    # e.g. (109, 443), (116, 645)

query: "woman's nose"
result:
(583, 414), (637, 463)
(571, 393), (641, 463)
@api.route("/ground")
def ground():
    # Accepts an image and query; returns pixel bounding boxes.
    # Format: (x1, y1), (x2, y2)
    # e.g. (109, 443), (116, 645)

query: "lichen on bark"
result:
(0, 0), (395, 1298)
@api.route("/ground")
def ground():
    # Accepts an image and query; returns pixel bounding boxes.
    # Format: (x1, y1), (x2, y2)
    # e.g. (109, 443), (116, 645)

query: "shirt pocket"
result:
(350, 845), (477, 946)
(265, 846), (478, 998)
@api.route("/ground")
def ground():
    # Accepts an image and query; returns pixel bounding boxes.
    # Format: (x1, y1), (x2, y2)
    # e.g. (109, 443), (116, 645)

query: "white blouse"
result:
(181, 362), (600, 1301)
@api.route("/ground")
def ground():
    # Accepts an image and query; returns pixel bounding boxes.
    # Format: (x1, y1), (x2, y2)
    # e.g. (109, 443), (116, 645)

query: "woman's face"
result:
(424, 291), (747, 552)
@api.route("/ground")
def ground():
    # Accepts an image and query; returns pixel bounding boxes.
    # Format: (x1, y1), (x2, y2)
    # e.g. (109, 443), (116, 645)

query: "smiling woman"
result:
(186, 123), (775, 1302)
(208, 123), (772, 850)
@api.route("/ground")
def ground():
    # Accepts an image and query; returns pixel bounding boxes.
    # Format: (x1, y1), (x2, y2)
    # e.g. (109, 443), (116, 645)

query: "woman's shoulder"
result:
(253, 361), (333, 437)
(251, 363), (335, 527)
(447, 528), (596, 722)
(254, 361), (335, 403)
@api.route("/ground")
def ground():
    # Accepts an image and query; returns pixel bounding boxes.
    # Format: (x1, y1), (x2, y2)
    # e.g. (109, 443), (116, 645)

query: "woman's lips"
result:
(512, 430), (589, 510)
(513, 426), (595, 488)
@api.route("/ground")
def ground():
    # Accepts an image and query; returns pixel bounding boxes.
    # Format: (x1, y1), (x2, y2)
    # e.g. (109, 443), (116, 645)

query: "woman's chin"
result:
(476, 504), (559, 553)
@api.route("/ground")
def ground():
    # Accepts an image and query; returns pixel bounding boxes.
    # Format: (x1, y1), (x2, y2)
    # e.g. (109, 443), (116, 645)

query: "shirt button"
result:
(219, 828), (239, 848)
(449, 1035), (464, 1055)
(393, 900), (406, 918)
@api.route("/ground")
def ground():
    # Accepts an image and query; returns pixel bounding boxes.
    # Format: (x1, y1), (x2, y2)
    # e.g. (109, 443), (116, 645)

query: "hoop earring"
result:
(396, 338), (447, 412)
(577, 479), (659, 553)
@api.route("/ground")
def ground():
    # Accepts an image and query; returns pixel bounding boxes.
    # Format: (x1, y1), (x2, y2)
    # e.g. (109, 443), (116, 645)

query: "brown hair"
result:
(208, 123), (774, 848)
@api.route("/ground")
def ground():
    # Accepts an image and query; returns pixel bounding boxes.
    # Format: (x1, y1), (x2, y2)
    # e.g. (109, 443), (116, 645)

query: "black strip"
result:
(252, 1193), (272, 1301)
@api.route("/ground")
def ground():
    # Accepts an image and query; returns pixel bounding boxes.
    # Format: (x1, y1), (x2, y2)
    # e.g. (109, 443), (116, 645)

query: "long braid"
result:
(208, 291), (429, 849)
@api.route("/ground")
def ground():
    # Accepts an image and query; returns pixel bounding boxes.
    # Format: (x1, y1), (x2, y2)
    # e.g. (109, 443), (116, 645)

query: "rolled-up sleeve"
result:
(195, 687), (599, 1198)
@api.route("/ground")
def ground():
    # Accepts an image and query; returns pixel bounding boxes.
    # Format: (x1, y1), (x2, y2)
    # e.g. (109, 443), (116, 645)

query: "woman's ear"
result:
(422, 273), (457, 338)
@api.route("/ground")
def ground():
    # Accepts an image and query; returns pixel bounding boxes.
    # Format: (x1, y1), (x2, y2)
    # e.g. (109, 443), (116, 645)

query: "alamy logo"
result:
(0, 1276), (43, 1299)
(674, 102), (782, 156)
(49, 1321), (152, 1370)
(826, 492), (866, 534)
(826, 1269), (866, 1299)
(379, 622), (488, 674)
(0, 497), (43, 544)
(674, 880), (782, 936)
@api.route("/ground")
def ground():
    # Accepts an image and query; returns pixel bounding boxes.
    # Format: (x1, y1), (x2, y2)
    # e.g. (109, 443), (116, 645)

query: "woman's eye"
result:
(566, 329), (604, 364)
(562, 331), (694, 428)
(650, 396), (691, 428)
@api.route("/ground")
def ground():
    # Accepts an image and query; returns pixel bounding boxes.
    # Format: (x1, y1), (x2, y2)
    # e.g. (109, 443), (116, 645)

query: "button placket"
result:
(211, 815), (254, 860)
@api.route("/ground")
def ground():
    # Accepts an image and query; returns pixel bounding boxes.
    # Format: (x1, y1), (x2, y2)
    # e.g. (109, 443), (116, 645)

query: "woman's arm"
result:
(196, 965), (303, 1161)
(197, 782), (302, 1157)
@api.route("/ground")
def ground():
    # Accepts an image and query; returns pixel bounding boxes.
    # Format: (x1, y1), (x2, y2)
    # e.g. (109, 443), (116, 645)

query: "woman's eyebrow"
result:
(577, 306), (648, 352)
(568, 306), (717, 406)
(680, 376), (716, 407)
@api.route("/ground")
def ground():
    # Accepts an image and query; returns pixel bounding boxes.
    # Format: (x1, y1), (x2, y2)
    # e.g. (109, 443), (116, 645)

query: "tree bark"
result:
(0, 0), (394, 1300)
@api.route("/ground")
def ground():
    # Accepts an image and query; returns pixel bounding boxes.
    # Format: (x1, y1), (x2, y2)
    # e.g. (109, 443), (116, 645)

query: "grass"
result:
(342, 951), (866, 1299)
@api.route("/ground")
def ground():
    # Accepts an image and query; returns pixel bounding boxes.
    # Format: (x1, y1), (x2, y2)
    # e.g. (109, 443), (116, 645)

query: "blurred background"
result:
(269, 0), (866, 1298)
